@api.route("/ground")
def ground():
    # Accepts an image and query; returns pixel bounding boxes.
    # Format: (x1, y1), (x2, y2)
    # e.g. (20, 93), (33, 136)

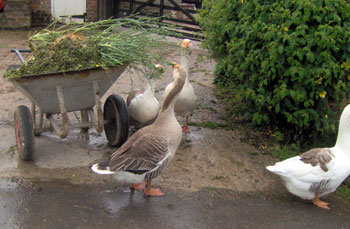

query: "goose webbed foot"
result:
(130, 182), (146, 190)
(182, 125), (191, 133)
(313, 193), (330, 210)
(144, 180), (164, 197)
(182, 115), (191, 133)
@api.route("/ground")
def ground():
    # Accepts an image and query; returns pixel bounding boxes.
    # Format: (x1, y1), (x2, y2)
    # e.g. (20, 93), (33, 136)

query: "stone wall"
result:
(86, 0), (98, 22)
(31, 0), (51, 26)
(0, 0), (31, 29)
(0, 0), (191, 29)
(0, 0), (97, 28)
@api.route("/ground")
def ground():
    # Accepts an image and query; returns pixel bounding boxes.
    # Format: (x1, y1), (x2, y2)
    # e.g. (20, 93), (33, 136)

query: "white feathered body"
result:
(267, 104), (350, 202)
(163, 80), (197, 117)
(267, 147), (350, 200)
(127, 85), (160, 125)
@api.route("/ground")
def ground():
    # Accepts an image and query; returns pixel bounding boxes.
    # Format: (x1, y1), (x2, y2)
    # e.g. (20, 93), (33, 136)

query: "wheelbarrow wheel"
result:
(14, 105), (35, 161)
(103, 94), (129, 147)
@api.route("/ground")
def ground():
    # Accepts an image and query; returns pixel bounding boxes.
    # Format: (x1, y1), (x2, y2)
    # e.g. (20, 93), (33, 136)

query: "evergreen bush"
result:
(199, 0), (350, 139)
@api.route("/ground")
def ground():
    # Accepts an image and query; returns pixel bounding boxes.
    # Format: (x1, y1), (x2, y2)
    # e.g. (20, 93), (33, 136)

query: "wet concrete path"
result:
(1, 179), (350, 229)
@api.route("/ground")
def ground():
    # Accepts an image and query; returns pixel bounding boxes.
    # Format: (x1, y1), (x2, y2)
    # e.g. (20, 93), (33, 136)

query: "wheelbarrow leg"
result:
(38, 110), (44, 128)
(31, 102), (43, 136)
(47, 85), (69, 139)
(80, 109), (90, 140)
(31, 103), (36, 126)
(93, 81), (103, 133)
(34, 110), (44, 136)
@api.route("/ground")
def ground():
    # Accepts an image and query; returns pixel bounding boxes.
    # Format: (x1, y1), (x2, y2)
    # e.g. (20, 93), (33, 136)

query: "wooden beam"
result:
(159, 0), (164, 17)
(131, 0), (156, 15)
(168, 0), (196, 24)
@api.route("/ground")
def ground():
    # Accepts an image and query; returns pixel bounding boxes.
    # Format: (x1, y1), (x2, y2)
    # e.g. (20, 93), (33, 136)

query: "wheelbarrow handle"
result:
(10, 48), (32, 64)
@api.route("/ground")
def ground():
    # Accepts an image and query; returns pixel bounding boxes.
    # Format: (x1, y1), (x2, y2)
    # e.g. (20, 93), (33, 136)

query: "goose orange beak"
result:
(155, 64), (164, 69)
(182, 39), (191, 48)
(172, 62), (180, 68)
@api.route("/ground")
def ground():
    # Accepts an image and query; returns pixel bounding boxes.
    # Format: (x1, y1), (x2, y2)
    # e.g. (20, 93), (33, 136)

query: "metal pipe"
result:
(10, 49), (31, 64)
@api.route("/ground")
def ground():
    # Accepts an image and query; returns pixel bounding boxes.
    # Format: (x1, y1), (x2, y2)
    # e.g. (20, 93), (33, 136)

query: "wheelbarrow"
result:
(6, 49), (130, 161)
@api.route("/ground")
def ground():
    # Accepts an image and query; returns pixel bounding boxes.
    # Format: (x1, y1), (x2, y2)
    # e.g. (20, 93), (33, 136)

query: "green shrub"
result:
(199, 0), (350, 139)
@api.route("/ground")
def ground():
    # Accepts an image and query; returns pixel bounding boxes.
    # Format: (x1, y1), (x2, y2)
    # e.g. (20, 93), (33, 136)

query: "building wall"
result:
(31, 0), (51, 26)
(0, 0), (32, 29)
(0, 0), (189, 29)
(31, 0), (99, 23)
(0, 0), (97, 28)
(86, 0), (98, 22)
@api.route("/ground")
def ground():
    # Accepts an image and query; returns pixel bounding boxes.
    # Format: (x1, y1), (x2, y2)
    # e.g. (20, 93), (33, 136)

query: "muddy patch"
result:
(158, 127), (279, 193)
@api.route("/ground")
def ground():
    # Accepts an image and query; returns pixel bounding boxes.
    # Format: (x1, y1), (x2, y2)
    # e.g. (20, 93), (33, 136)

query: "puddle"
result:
(32, 135), (105, 169)
(40, 128), (108, 148)
(183, 128), (204, 140)
(0, 178), (19, 189)
(101, 190), (144, 215)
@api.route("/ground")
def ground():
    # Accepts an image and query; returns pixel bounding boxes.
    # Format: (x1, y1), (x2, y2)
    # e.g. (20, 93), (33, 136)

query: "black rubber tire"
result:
(103, 94), (129, 147)
(14, 105), (35, 161)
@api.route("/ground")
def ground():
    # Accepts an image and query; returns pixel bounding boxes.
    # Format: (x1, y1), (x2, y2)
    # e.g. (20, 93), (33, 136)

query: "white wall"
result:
(51, 0), (86, 23)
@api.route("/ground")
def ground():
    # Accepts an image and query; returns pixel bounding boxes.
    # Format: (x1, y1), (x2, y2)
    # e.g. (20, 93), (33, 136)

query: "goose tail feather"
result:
(91, 162), (115, 175)
(266, 164), (287, 176)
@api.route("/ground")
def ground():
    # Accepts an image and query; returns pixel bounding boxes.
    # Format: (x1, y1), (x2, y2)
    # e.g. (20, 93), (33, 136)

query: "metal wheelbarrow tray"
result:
(7, 49), (130, 161)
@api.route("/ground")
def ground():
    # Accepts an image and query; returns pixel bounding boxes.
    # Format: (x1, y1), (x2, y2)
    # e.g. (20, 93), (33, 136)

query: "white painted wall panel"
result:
(51, 0), (86, 19)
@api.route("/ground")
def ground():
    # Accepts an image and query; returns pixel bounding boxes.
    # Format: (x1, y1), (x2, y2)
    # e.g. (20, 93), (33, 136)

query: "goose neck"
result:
(335, 132), (350, 152)
(144, 80), (154, 95)
(335, 105), (350, 151)
(160, 71), (185, 113)
(181, 50), (190, 80)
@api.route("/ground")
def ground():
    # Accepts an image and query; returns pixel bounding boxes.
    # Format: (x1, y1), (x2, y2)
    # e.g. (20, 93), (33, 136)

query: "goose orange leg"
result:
(144, 180), (164, 197)
(182, 115), (191, 133)
(313, 193), (330, 209)
(130, 182), (146, 190)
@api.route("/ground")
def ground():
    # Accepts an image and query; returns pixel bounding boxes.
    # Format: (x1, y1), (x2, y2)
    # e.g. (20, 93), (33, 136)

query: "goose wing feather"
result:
(267, 148), (337, 184)
(109, 129), (169, 172)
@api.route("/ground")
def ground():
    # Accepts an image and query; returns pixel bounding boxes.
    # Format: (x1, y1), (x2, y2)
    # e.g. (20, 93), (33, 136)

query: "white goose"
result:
(266, 104), (350, 209)
(127, 79), (160, 129)
(163, 39), (197, 133)
(91, 63), (186, 196)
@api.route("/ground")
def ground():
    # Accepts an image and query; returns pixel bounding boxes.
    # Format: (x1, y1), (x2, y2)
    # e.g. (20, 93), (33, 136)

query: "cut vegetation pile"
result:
(5, 17), (179, 78)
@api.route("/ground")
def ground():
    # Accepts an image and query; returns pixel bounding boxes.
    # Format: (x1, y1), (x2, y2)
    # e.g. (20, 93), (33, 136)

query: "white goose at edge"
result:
(266, 104), (350, 209)
(91, 63), (186, 196)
